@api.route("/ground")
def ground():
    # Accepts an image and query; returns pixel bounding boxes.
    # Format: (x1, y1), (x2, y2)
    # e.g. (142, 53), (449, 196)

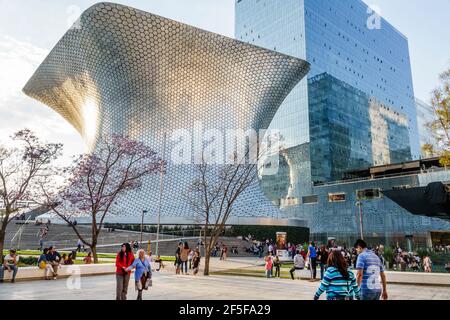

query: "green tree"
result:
(423, 68), (450, 166)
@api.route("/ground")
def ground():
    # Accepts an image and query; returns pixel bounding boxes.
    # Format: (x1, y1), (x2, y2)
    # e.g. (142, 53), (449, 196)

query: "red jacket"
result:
(115, 252), (135, 275)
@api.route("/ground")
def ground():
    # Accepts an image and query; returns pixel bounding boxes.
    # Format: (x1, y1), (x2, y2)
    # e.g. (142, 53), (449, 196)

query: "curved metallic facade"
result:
(23, 2), (310, 223)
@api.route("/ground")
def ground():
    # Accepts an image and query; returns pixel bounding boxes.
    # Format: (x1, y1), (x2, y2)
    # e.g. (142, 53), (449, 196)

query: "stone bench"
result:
(1, 263), (116, 282)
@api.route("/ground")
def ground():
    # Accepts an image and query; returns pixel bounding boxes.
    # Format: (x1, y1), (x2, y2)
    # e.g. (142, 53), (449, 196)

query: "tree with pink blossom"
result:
(41, 134), (165, 263)
(0, 129), (62, 263)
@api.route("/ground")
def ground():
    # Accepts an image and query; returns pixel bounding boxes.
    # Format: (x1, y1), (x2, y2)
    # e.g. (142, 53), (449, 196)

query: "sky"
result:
(0, 0), (449, 163)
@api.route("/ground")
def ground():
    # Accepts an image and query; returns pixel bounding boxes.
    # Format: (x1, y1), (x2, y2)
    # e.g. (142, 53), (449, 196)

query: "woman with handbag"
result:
(314, 249), (360, 301)
(126, 249), (152, 300)
(115, 243), (134, 300)
(180, 242), (190, 275)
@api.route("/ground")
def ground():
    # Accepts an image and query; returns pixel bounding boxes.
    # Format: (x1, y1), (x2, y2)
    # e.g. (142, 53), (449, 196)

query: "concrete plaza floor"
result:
(1, 271), (449, 300)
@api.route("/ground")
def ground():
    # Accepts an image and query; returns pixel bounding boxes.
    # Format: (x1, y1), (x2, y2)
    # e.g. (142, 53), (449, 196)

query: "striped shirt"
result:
(314, 267), (360, 300)
(356, 249), (384, 293)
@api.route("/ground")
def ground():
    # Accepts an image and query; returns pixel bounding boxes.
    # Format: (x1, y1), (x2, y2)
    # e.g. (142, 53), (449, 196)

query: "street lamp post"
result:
(155, 132), (167, 257)
(141, 210), (148, 244)
(356, 201), (364, 240)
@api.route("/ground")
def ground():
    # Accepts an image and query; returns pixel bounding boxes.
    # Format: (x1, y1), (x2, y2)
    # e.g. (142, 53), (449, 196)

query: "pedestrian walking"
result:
(221, 244), (228, 260)
(354, 239), (388, 300)
(38, 237), (44, 251)
(314, 249), (360, 300)
(268, 243), (274, 256)
(175, 242), (183, 275)
(188, 249), (194, 270)
(423, 255), (433, 273)
(273, 255), (281, 278)
(306, 241), (318, 281)
(264, 253), (273, 278)
(126, 249), (152, 300)
(180, 242), (190, 275)
(133, 240), (139, 252)
(318, 245), (329, 280)
(192, 248), (201, 275)
(115, 243), (134, 300)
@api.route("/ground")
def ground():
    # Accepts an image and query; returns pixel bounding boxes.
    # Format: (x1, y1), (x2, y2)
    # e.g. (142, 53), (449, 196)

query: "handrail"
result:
(10, 215), (33, 249)
(59, 236), (199, 251)
(314, 167), (449, 187)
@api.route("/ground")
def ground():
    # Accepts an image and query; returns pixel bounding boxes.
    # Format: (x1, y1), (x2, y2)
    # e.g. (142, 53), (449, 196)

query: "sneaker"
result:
(53, 277), (57, 280)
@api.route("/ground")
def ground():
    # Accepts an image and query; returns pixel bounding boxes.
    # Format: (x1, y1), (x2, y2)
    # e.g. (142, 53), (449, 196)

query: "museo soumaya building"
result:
(23, 3), (310, 229)
(24, 1), (449, 247)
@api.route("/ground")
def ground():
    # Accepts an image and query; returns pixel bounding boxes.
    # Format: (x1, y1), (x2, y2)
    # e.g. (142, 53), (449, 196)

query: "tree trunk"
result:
(91, 221), (99, 264)
(91, 245), (98, 264)
(203, 250), (211, 276)
(0, 229), (5, 264)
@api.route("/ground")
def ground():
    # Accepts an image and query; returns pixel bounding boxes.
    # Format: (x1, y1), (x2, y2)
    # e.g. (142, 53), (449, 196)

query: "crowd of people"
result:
(210, 241), (228, 260)
(174, 241), (201, 275)
(390, 247), (433, 272)
(0, 245), (96, 283)
(261, 238), (450, 300)
(1, 232), (449, 301)
(269, 239), (389, 300)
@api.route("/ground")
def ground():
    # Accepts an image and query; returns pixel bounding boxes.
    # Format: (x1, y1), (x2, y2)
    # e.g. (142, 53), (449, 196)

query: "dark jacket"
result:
(46, 251), (61, 262)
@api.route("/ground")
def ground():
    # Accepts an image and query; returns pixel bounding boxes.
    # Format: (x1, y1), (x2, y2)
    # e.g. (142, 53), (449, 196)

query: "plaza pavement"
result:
(1, 270), (449, 300)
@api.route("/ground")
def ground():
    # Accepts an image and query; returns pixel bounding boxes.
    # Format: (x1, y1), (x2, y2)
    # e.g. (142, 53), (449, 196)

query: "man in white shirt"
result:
(0, 250), (19, 283)
(289, 251), (305, 280)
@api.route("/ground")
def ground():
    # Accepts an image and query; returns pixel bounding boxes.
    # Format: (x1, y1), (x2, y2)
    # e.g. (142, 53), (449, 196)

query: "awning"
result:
(382, 182), (450, 220)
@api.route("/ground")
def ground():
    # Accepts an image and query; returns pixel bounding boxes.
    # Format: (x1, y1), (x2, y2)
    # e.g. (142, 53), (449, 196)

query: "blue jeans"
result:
(0, 265), (18, 281)
(320, 263), (326, 280)
(361, 290), (381, 301)
(181, 261), (188, 274)
(266, 269), (272, 278)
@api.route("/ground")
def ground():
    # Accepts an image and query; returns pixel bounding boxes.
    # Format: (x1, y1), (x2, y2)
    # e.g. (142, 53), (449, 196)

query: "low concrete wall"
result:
(4, 263), (450, 287)
(384, 270), (450, 286)
(294, 269), (450, 286)
(2, 263), (116, 282)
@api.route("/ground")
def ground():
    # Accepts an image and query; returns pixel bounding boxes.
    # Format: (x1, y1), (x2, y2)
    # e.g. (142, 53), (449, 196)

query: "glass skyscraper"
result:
(236, 0), (450, 245)
(416, 98), (436, 158)
(236, 0), (421, 174)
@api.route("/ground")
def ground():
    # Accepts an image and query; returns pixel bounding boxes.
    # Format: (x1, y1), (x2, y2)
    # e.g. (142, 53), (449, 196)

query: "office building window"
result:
(356, 188), (381, 200)
(392, 185), (411, 190)
(302, 195), (319, 204)
(328, 193), (346, 202)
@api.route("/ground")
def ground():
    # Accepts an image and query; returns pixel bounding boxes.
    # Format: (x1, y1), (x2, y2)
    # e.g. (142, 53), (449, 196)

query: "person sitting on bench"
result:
(290, 251), (305, 280)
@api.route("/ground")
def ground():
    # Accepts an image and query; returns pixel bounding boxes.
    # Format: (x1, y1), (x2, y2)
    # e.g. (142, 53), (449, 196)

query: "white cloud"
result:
(0, 36), (48, 103)
(0, 35), (85, 164)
